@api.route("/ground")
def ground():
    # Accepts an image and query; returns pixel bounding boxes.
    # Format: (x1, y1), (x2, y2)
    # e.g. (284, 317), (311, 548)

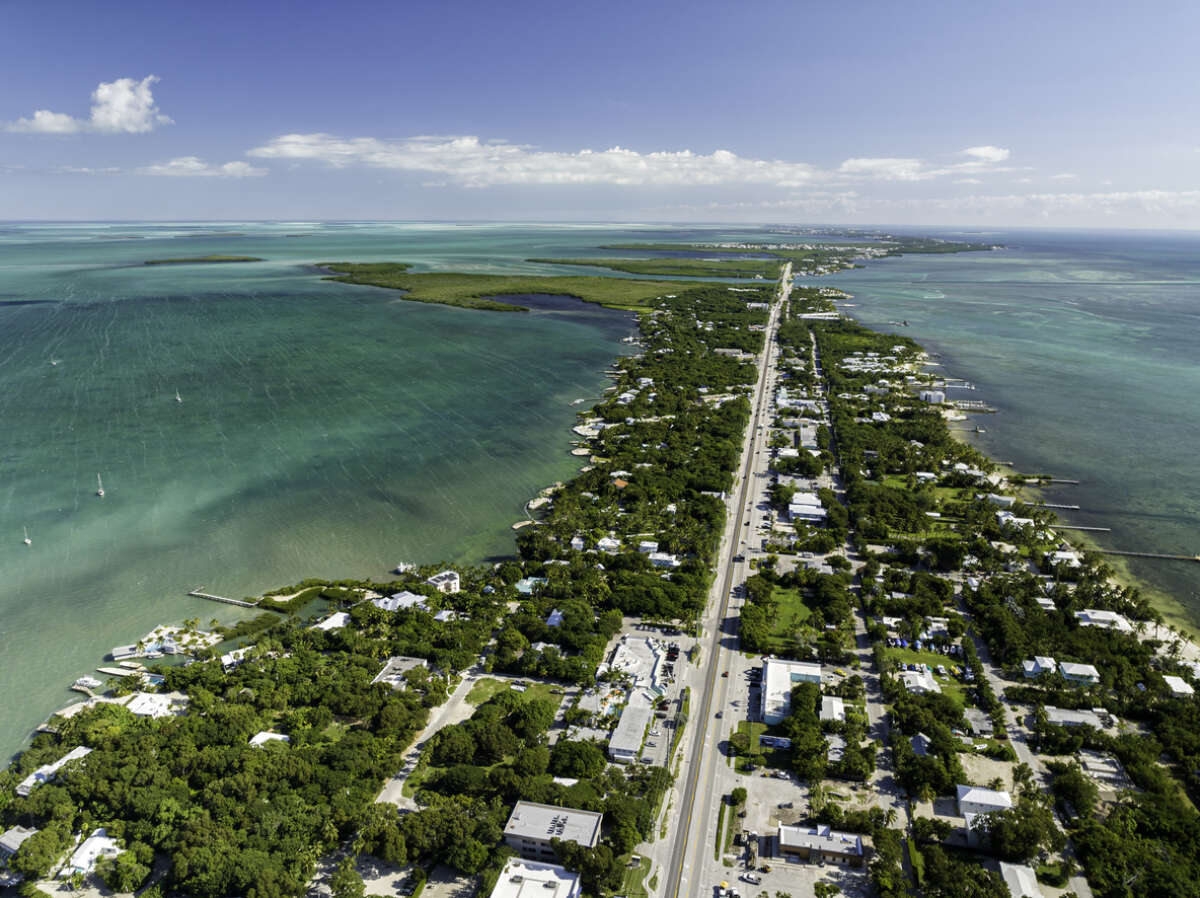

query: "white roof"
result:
(1059, 661), (1100, 679)
(1164, 675), (1194, 696)
(311, 611), (350, 631)
(17, 746), (93, 796)
(1045, 705), (1103, 728)
(819, 695), (845, 721)
(489, 859), (581, 898)
(762, 659), (823, 723)
(63, 828), (120, 876)
(999, 862), (1044, 898)
(1075, 609), (1132, 631)
(609, 698), (654, 759)
(900, 668), (940, 694)
(123, 691), (188, 718)
(778, 824), (863, 857)
(0, 825), (37, 856)
(249, 731), (290, 747)
(504, 801), (602, 848)
(956, 784), (1012, 813)
(373, 590), (428, 612)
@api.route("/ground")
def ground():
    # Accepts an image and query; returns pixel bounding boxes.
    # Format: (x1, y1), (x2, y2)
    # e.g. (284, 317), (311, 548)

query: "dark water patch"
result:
(0, 299), (57, 306)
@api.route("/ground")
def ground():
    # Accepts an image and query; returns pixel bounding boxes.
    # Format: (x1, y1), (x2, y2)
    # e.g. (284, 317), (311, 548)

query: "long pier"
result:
(1100, 549), (1200, 563)
(1053, 525), (1112, 532)
(1039, 503), (1081, 510)
(188, 588), (259, 608)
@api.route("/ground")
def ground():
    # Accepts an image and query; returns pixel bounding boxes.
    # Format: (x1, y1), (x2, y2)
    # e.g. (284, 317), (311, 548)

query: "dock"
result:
(1100, 549), (1200, 563)
(1053, 525), (1112, 533)
(1039, 503), (1081, 510)
(188, 588), (259, 608)
(96, 666), (139, 678)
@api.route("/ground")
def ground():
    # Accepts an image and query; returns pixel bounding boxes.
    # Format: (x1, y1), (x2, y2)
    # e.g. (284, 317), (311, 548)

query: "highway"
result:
(664, 263), (791, 898)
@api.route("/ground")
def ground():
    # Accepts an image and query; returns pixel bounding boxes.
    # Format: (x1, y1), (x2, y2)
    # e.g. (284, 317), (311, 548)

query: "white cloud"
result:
(954, 178), (983, 184)
(837, 157), (928, 181)
(141, 157), (266, 178)
(962, 145), (1011, 163)
(248, 134), (820, 188)
(1050, 172), (1078, 180)
(6, 75), (171, 134)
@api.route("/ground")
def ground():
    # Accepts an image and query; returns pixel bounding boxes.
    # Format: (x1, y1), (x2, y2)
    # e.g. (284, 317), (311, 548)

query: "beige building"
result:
(503, 801), (602, 861)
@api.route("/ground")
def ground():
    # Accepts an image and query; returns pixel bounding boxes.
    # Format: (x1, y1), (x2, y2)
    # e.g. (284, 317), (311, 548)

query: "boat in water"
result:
(175, 390), (182, 403)
(96, 473), (105, 498)
(73, 676), (103, 690)
(22, 526), (31, 546)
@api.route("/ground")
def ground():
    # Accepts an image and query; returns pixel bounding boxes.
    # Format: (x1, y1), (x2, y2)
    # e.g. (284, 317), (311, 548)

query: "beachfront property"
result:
(60, 828), (120, 878)
(249, 731), (290, 747)
(1049, 549), (1083, 569)
(1164, 674), (1195, 697)
(16, 746), (92, 797)
(1075, 609), (1134, 632)
(820, 695), (846, 723)
(503, 801), (602, 860)
(1045, 706), (1105, 728)
(761, 658), (823, 725)
(425, 570), (461, 594)
(1059, 661), (1101, 686)
(776, 824), (865, 867)
(122, 691), (189, 719)
(489, 859), (581, 898)
(918, 390), (946, 404)
(899, 667), (940, 695)
(372, 656), (428, 688)
(373, 590), (429, 612)
(1022, 656), (1057, 678)
(221, 646), (253, 671)
(999, 861), (1045, 898)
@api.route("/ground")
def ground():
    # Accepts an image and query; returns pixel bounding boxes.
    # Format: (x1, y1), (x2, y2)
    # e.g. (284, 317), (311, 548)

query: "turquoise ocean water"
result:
(0, 222), (1197, 762)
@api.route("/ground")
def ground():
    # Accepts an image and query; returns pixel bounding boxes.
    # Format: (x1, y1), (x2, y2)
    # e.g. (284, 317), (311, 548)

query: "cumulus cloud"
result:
(6, 76), (172, 134)
(837, 157), (928, 181)
(247, 134), (820, 188)
(1050, 172), (1078, 180)
(141, 157), (266, 177)
(962, 145), (1011, 163)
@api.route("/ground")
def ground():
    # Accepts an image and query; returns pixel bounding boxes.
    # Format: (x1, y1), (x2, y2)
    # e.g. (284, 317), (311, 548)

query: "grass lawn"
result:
(764, 586), (813, 653)
(466, 677), (563, 706)
(907, 838), (926, 887)
(618, 855), (651, 898)
(320, 262), (695, 311)
(885, 647), (968, 709)
(733, 720), (791, 773)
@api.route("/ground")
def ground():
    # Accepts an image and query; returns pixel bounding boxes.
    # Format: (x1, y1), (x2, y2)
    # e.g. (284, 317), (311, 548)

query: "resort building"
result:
(1022, 656), (1057, 679)
(761, 659), (823, 725)
(1075, 609), (1133, 632)
(776, 824), (865, 867)
(503, 801), (602, 860)
(425, 570), (461, 594)
(16, 746), (92, 797)
(1059, 661), (1101, 686)
(489, 859), (581, 898)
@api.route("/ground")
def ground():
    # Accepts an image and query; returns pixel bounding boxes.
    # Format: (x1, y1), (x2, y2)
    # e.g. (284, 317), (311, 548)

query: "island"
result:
(143, 254), (264, 265)
(1, 244), (1195, 898)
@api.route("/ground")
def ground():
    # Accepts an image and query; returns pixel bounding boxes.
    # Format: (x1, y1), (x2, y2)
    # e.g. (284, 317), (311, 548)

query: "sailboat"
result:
(96, 474), (105, 498)
(175, 390), (182, 403)
(22, 526), (31, 546)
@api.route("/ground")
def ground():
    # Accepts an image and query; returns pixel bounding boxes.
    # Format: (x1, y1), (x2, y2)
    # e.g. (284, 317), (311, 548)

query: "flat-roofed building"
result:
(1075, 609), (1132, 632)
(16, 746), (92, 797)
(1059, 661), (1100, 686)
(761, 659), (823, 725)
(503, 801), (602, 860)
(820, 695), (845, 723)
(489, 859), (581, 898)
(0, 825), (37, 861)
(608, 699), (654, 763)
(425, 570), (461, 594)
(1044, 706), (1103, 729)
(1164, 675), (1195, 698)
(777, 824), (865, 867)
(372, 656), (428, 689)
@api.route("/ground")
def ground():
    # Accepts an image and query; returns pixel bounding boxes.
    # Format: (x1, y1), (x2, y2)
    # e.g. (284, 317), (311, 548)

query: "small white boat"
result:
(96, 473), (105, 498)
(22, 526), (31, 546)
(73, 676), (102, 690)
(175, 390), (182, 403)
(50, 358), (60, 366)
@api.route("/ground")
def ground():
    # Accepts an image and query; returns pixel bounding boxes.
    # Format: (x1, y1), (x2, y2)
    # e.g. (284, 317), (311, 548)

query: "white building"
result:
(0, 825), (37, 861)
(899, 668), (940, 695)
(919, 390), (946, 404)
(761, 659), (823, 725)
(373, 590), (429, 612)
(999, 861), (1044, 898)
(1075, 609), (1133, 632)
(425, 570), (461, 594)
(16, 746), (93, 797)
(820, 695), (846, 723)
(1022, 656), (1057, 679)
(123, 691), (189, 719)
(637, 540), (659, 554)
(608, 699), (654, 763)
(310, 611), (350, 631)
(597, 537), (621, 554)
(569, 535), (585, 551)
(503, 801), (602, 860)
(777, 824), (865, 866)
(489, 859), (581, 898)
(1059, 661), (1100, 686)
(1164, 675), (1195, 698)
(60, 828), (120, 878)
(648, 551), (681, 569)
(957, 784), (1012, 838)
(1044, 706), (1104, 728)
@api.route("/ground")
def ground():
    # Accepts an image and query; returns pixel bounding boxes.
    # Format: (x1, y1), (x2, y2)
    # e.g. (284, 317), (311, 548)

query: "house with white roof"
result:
(1034, 596), (1056, 612)
(777, 824), (864, 867)
(60, 828), (120, 878)
(310, 611), (350, 631)
(1059, 661), (1100, 686)
(569, 535), (585, 551)
(1022, 656), (1057, 679)
(999, 861), (1044, 898)
(17, 746), (93, 797)
(1164, 675), (1195, 698)
(1045, 706), (1105, 728)
(820, 695), (846, 723)
(1075, 609), (1133, 632)
(373, 591), (429, 613)
(597, 537), (621, 554)
(637, 540), (658, 554)
(899, 668), (940, 695)
(648, 551), (681, 569)
(957, 784), (1012, 841)
(425, 570), (461, 594)
(123, 691), (189, 719)
(0, 825), (37, 861)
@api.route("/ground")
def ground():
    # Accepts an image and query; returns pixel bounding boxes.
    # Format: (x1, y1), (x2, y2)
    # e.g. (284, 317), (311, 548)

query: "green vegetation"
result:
(526, 256), (782, 279)
(143, 254), (263, 265)
(320, 262), (693, 311)
(465, 677), (562, 706)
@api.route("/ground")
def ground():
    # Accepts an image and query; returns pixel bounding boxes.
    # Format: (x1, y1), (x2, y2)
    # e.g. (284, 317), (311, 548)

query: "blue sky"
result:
(3, 0), (1199, 226)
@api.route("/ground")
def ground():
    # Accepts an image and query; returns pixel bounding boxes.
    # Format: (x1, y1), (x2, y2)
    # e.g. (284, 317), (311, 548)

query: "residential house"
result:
(425, 570), (461, 594)
(1059, 662), (1100, 686)
(1164, 675), (1195, 698)
(1022, 656), (1057, 679)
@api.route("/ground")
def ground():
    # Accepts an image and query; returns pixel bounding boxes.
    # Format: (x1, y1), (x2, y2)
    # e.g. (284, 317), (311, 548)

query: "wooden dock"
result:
(96, 666), (139, 678)
(1100, 549), (1200, 563)
(1053, 525), (1112, 532)
(1040, 503), (1081, 510)
(189, 588), (258, 608)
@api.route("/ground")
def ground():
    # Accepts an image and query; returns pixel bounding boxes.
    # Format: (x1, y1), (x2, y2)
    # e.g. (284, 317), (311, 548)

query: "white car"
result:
(741, 873), (762, 884)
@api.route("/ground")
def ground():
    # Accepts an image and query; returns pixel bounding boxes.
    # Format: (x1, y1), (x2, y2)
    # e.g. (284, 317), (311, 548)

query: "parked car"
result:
(741, 873), (762, 884)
